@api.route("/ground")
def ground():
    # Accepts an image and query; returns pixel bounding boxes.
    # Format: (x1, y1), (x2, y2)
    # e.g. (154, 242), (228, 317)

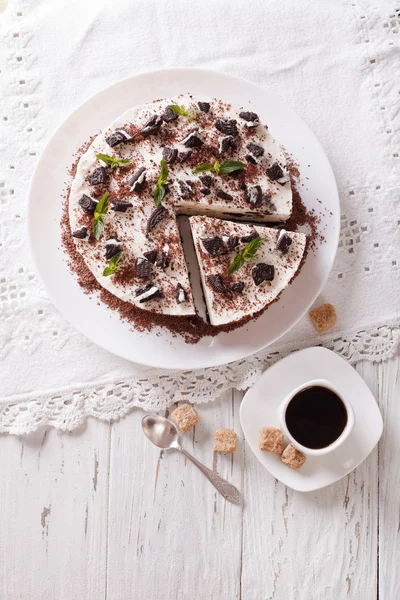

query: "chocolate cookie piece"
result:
(245, 154), (257, 165)
(129, 167), (147, 192)
(105, 129), (132, 148)
(86, 166), (107, 186)
(199, 174), (212, 188)
(230, 281), (245, 293)
(266, 162), (284, 181)
(200, 187), (211, 195)
(252, 263), (275, 285)
(178, 149), (192, 163)
(207, 274), (227, 294)
(246, 142), (264, 158)
(266, 162), (290, 185)
(162, 146), (178, 164)
(175, 179), (193, 199)
(111, 200), (133, 213)
(135, 257), (153, 279)
(146, 205), (168, 234)
(135, 282), (162, 303)
(180, 129), (204, 148)
(72, 226), (89, 241)
(201, 236), (227, 256)
(216, 190), (233, 201)
(214, 119), (238, 136)
(226, 235), (239, 251)
(161, 107), (179, 122)
(218, 135), (237, 154)
(277, 232), (293, 254)
(140, 115), (162, 137)
(155, 250), (169, 269)
(105, 238), (123, 260)
(239, 111), (259, 122)
(241, 231), (260, 244)
(176, 283), (187, 304)
(143, 249), (158, 264)
(263, 193), (276, 213)
(244, 184), (263, 208)
(79, 194), (97, 214)
(197, 101), (210, 113)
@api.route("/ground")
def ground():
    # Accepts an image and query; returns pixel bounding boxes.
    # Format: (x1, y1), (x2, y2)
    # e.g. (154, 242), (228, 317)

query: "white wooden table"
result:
(0, 353), (398, 600)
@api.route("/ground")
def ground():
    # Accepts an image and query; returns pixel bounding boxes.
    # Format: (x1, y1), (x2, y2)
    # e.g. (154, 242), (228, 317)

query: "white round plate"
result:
(28, 68), (340, 370)
(240, 347), (383, 492)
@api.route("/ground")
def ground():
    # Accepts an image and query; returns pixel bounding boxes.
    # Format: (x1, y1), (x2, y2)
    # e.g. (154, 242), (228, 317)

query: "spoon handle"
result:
(180, 447), (243, 505)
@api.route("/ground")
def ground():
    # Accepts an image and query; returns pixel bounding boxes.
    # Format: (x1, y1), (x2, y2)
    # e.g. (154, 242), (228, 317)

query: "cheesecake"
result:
(190, 215), (306, 326)
(68, 94), (299, 323)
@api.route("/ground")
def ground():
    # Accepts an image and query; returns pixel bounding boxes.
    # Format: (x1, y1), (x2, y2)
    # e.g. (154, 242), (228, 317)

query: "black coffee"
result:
(285, 386), (348, 449)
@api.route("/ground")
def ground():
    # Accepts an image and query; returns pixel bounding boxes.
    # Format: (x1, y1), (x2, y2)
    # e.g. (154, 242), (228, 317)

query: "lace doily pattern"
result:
(0, 1), (398, 434)
(1, 322), (398, 434)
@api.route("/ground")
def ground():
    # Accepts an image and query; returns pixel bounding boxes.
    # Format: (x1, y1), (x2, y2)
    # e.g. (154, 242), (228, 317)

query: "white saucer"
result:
(28, 68), (340, 369)
(240, 347), (383, 492)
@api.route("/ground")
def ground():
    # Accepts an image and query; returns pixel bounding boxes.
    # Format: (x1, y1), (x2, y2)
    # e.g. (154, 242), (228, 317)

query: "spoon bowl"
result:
(142, 414), (181, 449)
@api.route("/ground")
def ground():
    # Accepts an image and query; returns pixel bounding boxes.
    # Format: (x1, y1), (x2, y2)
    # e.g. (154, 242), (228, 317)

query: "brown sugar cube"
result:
(214, 428), (236, 453)
(309, 303), (337, 333)
(281, 444), (306, 470)
(259, 427), (284, 454)
(170, 403), (199, 433)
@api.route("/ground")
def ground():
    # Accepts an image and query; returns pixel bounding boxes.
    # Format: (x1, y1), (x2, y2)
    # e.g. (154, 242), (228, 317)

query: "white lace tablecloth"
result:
(0, 0), (399, 434)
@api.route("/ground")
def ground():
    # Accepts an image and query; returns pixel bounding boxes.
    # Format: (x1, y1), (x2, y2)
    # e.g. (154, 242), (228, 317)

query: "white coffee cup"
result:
(279, 379), (355, 456)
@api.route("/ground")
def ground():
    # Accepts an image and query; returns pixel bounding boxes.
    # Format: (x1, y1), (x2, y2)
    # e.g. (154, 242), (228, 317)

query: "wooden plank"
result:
(377, 352), (400, 600)
(241, 360), (380, 600)
(106, 390), (244, 600)
(0, 418), (110, 600)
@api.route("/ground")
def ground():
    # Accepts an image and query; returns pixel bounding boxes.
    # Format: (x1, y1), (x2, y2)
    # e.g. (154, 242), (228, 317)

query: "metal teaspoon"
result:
(142, 414), (243, 505)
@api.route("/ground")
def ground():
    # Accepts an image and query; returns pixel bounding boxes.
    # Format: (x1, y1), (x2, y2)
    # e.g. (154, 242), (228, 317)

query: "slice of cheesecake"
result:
(190, 215), (306, 326)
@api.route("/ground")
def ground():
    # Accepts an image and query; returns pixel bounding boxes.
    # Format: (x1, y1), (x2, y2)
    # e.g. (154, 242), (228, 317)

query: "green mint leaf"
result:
(227, 237), (265, 275)
(96, 153), (132, 169)
(154, 158), (168, 205)
(218, 160), (246, 175)
(213, 157), (221, 174)
(154, 184), (165, 207)
(95, 192), (109, 216)
(167, 104), (187, 117)
(193, 163), (214, 174)
(114, 158), (132, 167)
(227, 254), (245, 276)
(102, 251), (123, 277)
(168, 104), (199, 119)
(93, 217), (104, 241)
(159, 157), (168, 184)
(242, 237), (265, 260)
(96, 153), (115, 167)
